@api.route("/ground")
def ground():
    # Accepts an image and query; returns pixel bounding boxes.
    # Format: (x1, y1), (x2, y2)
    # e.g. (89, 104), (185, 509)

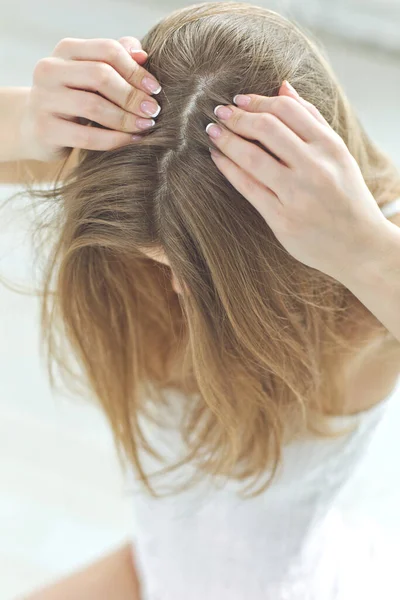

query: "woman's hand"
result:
(207, 81), (389, 283)
(20, 36), (161, 162)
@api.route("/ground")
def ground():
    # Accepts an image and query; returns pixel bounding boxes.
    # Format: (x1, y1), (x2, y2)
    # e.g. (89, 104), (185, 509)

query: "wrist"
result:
(339, 218), (400, 292)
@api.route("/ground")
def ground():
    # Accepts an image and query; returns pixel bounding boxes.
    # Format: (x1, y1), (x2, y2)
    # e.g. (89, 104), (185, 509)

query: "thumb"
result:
(118, 36), (148, 64)
(279, 80), (330, 127)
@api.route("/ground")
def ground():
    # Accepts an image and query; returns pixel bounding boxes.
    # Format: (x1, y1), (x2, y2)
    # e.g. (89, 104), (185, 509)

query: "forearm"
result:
(340, 220), (400, 343)
(0, 87), (30, 162)
(0, 86), (40, 184)
(22, 543), (142, 600)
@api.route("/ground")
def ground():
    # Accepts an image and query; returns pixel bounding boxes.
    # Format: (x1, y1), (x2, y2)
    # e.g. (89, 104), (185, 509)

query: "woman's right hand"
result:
(20, 36), (162, 163)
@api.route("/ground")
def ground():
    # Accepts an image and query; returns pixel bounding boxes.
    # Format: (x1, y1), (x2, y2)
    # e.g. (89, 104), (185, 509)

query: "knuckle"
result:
(92, 62), (113, 87)
(102, 39), (124, 63)
(52, 37), (74, 55)
(330, 134), (347, 157)
(32, 57), (54, 82)
(270, 95), (295, 117)
(118, 36), (141, 50)
(258, 113), (276, 131)
(321, 132), (347, 159)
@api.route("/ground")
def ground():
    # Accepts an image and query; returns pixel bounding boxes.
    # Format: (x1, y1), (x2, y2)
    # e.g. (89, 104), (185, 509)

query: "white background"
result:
(1, 1), (400, 598)
(287, 0), (400, 52)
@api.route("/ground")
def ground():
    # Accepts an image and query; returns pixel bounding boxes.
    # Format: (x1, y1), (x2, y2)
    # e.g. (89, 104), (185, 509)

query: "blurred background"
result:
(1, 0), (400, 598)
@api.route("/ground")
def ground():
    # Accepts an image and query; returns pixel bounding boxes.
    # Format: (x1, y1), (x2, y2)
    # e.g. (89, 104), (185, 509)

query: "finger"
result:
(50, 87), (156, 134)
(43, 115), (141, 151)
(206, 122), (287, 195)
(118, 35), (146, 55)
(129, 50), (148, 65)
(278, 81), (330, 128)
(212, 104), (306, 168)
(233, 93), (328, 143)
(118, 36), (148, 65)
(40, 57), (161, 120)
(52, 37), (161, 96)
(209, 148), (281, 223)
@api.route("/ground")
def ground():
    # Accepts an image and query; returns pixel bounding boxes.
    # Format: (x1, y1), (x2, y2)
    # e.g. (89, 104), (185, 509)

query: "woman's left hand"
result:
(207, 81), (389, 283)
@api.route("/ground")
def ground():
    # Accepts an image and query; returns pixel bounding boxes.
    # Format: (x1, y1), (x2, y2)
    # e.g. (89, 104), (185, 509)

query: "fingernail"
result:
(206, 123), (222, 138)
(214, 105), (233, 120)
(233, 94), (251, 107)
(284, 81), (299, 97)
(130, 48), (146, 56)
(141, 101), (161, 117)
(136, 118), (155, 130)
(132, 134), (141, 140)
(142, 76), (162, 95)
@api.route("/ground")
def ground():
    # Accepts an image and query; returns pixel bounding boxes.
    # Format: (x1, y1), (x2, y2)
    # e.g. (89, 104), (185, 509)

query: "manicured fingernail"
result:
(132, 134), (141, 140)
(284, 80), (299, 97)
(206, 123), (222, 138)
(214, 105), (233, 120)
(142, 76), (162, 95)
(233, 94), (251, 107)
(141, 101), (161, 117)
(130, 48), (147, 56)
(136, 118), (155, 129)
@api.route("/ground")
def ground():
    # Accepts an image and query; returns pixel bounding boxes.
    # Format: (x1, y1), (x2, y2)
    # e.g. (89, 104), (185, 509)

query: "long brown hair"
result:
(17, 2), (400, 496)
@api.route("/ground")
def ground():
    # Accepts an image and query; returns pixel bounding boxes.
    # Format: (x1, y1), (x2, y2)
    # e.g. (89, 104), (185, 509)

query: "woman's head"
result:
(35, 2), (400, 496)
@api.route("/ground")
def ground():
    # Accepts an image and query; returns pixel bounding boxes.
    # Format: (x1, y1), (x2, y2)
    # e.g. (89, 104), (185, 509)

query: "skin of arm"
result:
(0, 87), (78, 185)
(22, 542), (142, 600)
(208, 86), (400, 346)
(338, 217), (400, 344)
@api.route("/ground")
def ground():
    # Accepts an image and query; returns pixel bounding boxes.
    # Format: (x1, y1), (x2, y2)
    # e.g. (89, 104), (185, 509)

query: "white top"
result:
(126, 198), (400, 600)
(381, 197), (400, 218)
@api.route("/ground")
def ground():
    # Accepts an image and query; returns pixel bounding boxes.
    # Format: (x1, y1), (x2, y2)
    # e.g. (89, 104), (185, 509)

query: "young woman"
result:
(2, 2), (400, 599)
